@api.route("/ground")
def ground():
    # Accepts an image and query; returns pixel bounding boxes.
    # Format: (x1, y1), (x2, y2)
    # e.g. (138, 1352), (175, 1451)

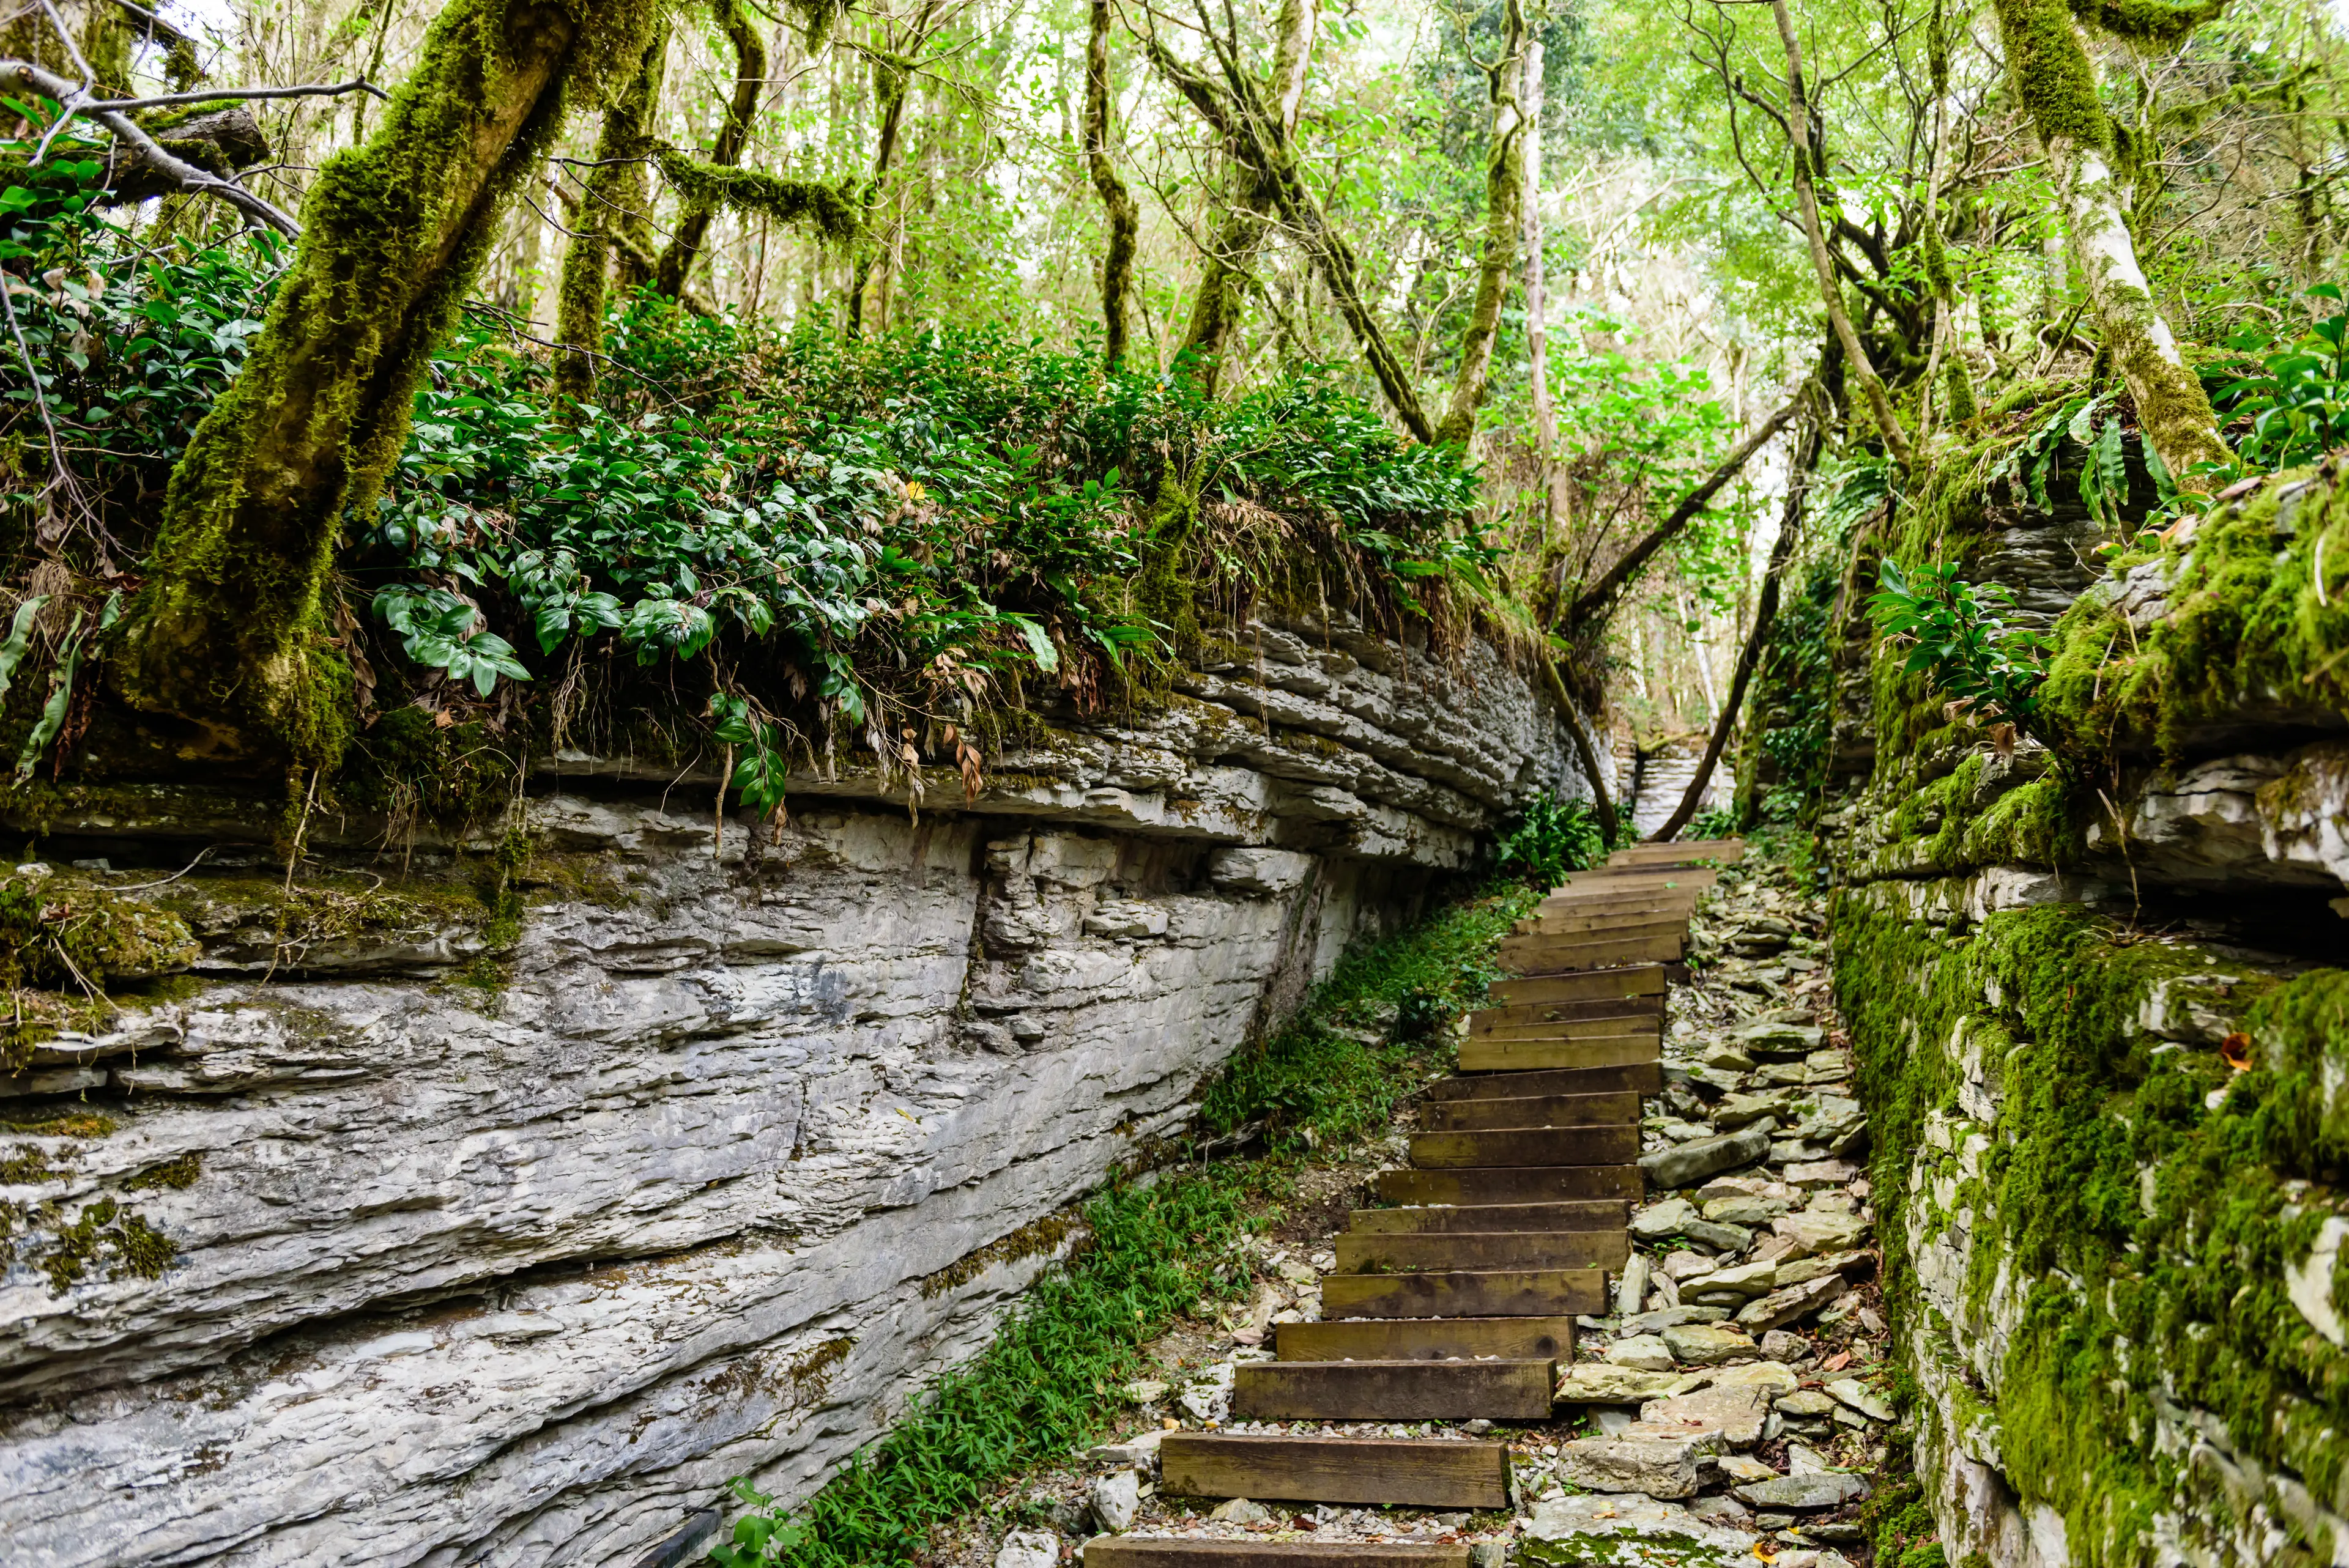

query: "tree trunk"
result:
(1084, 0), (1140, 367)
(1176, 0), (1319, 393)
(115, 0), (665, 769)
(1652, 415), (1824, 842)
(1771, 0), (1913, 469)
(1522, 38), (1565, 538)
(655, 0), (767, 299)
(1144, 35), (1431, 439)
(1433, 0), (1529, 448)
(1988, 0), (2232, 481)
(847, 51), (913, 339)
(556, 21), (668, 404)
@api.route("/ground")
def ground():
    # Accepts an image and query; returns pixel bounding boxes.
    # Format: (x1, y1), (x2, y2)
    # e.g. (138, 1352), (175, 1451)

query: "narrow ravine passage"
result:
(933, 837), (1893, 1568)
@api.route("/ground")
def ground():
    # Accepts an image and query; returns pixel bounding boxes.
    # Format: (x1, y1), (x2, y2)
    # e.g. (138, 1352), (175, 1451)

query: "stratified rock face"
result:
(0, 615), (1586, 1568)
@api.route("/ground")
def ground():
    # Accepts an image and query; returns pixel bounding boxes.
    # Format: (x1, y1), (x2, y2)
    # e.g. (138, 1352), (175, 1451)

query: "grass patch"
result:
(710, 882), (1543, 1568)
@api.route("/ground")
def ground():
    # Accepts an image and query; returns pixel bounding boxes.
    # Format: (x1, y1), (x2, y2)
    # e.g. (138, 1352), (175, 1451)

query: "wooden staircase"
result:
(1081, 841), (1743, 1567)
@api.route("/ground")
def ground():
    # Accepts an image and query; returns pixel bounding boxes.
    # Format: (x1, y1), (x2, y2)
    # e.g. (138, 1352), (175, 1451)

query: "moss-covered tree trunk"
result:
(555, 21), (669, 405)
(1175, 0), (1319, 393)
(845, 54), (912, 340)
(655, 0), (765, 299)
(1432, 0), (1527, 448)
(1772, 0), (1913, 468)
(1989, 0), (2232, 481)
(114, 0), (662, 768)
(1084, 0), (1140, 368)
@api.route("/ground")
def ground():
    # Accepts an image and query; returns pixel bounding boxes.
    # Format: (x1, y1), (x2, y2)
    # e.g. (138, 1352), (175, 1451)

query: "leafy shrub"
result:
(2217, 283), (2349, 473)
(1491, 791), (1607, 889)
(1868, 558), (2052, 747)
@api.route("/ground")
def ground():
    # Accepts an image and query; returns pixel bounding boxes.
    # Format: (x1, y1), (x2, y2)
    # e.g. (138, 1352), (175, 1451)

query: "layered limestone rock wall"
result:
(1824, 445), (2349, 1567)
(0, 611), (1584, 1568)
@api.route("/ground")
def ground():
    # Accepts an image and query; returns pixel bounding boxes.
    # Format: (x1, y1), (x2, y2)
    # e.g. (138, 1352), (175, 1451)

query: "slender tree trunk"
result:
(556, 22), (668, 404)
(656, 0), (766, 299)
(115, 0), (664, 769)
(1085, 0), (1140, 367)
(1542, 658), (1619, 843)
(1176, 0), (1319, 393)
(1434, 0), (1529, 447)
(1145, 34), (1432, 440)
(1653, 416), (1824, 842)
(1522, 38), (1565, 538)
(1564, 391), (1806, 629)
(1770, 0), (1915, 468)
(1988, 0), (2232, 480)
(847, 53), (913, 339)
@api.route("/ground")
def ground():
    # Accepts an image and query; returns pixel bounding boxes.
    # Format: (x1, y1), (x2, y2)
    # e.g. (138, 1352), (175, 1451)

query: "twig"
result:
(80, 78), (389, 112)
(1, 56), (303, 235)
(110, 846), (216, 891)
(0, 274), (100, 543)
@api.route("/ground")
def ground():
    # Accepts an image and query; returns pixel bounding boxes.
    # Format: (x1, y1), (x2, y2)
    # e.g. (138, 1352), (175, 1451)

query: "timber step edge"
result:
(1455, 1036), (1660, 1074)
(1320, 1265), (1605, 1318)
(1423, 1063), (1662, 1100)
(1408, 1125), (1641, 1168)
(1376, 1165), (1642, 1204)
(1274, 1315), (1576, 1363)
(1488, 966), (1669, 1005)
(1158, 1434), (1511, 1509)
(1345, 1200), (1627, 1233)
(1082, 1542), (1473, 1568)
(1333, 1230), (1629, 1274)
(1419, 1092), (1640, 1131)
(1230, 1358), (1555, 1421)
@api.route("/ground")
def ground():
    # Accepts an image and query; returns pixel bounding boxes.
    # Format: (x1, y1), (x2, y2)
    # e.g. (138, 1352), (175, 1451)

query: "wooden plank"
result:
(1497, 933), (1683, 974)
(1347, 1200), (1626, 1233)
(1468, 995), (1662, 1030)
(1489, 966), (1668, 1006)
(1083, 1540), (1473, 1568)
(1231, 1358), (1556, 1420)
(1321, 1268), (1605, 1320)
(1425, 1063), (1661, 1100)
(1556, 867), (1717, 892)
(1159, 1434), (1511, 1509)
(1422, 1091), (1639, 1131)
(1275, 1316), (1576, 1363)
(1409, 1125), (1640, 1168)
(1516, 912), (1691, 939)
(1334, 1230), (1628, 1273)
(1457, 1035), (1660, 1073)
(1470, 1013), (1661, 1043)
(1609, 840), (1743, 865)
(1378, 1166), (1642, 1205)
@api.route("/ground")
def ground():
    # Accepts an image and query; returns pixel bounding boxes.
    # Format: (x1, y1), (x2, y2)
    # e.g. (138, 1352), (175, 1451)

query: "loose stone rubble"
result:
(938, 845), (1898, 1568)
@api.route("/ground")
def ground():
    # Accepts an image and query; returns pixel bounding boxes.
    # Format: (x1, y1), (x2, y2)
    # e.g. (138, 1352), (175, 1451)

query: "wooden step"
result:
(1609, 840), (1743, 865)
(1490, 966), (1668, 1006)
(1470, 1013), (1661, 1043)
(1378, 1166), (1642, 1205)
(1335, 1230), (1628, 1273)
(1083, 1542), (1472, 1568)
(1562, 863), (1720, 886)
(1409, 1125), (1639, 1168)
(1159, 1434), (1511, 1508)
(1425, 1063), (1662, 1100)
(1231, 1358), (1555, 1420)
(1515, 912), (1690, 939)
(1421, 1091), (1639, 1131)
(1469, 994), (1663, 1027)
(1347, 1200), (1627, 1234)
(1275, 1315), (1575, 1363)
(1497, 932), (1683, 974)
(1457, 1035), (1660, 1073)
(1322, 1267), (1605, 1318)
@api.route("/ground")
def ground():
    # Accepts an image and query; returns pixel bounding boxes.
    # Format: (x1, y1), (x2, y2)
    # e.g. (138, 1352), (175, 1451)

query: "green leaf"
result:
(0, 595), (50, 703)
(1014, 617), (1059, 672)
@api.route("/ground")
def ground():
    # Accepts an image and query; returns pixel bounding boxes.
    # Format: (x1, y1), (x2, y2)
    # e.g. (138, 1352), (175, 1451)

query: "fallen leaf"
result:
(2222, 1032), (2255, 1072)
(1822, 1350), (1854, 1372)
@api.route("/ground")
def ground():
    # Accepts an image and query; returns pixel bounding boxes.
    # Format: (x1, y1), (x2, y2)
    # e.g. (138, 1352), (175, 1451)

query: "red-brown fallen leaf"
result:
(2222, 1032), (2255, 1071)
(1821, 1350), (1854, 1372)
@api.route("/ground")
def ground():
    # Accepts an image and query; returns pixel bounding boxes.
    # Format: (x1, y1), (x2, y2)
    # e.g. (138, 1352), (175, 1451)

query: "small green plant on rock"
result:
(1491, 791), (1607, 889)
(1868, 559), (2054, 751)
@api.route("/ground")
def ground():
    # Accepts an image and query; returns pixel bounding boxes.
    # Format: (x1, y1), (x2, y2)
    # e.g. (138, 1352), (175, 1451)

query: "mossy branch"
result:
(651, 148), (859, 243)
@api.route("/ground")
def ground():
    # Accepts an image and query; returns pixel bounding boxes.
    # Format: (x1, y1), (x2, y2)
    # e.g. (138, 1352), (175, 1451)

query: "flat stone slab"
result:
(1521, 1495), (1759, 1564)
(1554, 1433), (1723, 1499)
(1732, 1471), (1870, 1510)
(1635, 1382), (1772, 1446)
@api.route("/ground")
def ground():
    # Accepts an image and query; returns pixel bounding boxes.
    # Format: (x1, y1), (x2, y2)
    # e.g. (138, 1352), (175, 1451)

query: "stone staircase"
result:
(1082, 840), (1743, 1568)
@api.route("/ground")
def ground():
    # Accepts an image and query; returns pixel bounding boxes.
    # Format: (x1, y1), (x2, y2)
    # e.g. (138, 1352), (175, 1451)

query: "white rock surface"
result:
(0, 615), (1593, 1568)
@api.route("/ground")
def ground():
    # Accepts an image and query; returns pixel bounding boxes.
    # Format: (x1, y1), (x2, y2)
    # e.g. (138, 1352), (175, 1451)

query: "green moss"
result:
(123, 1152), (202, 1192)
(38, 1196), (176, 1292)
(2039, 473), (2349, 758)
(1839, 878), (2349, 1564)
(1993, 0), (2112, 153)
